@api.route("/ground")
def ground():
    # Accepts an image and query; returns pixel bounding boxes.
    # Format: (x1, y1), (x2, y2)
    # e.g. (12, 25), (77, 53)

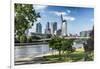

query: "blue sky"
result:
(29, 5), (94, 35)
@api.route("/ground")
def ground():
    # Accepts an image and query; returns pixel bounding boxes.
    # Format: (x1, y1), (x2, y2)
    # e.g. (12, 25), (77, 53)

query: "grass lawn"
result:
(42, 48), (85, 63)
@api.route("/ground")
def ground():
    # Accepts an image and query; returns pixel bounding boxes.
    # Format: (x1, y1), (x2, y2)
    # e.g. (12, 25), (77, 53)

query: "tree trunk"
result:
(59, 50), (62, 60)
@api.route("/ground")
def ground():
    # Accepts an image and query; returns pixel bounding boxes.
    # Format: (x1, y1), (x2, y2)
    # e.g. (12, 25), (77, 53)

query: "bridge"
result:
(34, 36), (90, 41)
(15, 37), (90, 46)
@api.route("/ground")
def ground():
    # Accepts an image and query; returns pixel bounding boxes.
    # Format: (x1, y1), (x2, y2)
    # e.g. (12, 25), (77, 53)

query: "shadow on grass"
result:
(42, 51), (85, 63)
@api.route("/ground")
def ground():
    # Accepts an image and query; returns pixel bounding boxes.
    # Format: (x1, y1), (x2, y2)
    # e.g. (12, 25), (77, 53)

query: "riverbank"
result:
(15, 48), (86, 65)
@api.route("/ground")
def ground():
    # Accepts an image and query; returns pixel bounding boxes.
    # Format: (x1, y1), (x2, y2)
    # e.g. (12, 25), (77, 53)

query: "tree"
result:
(15, 4), (40, 42)
(49, 36), (74, 60)
(20, 34), (27, 43)
(83, 27), (94, 61)
(49, 36), (62, 60)
(61, 39), (74, 58)
(62, 39), (73, 52)
(54, 37), (62, 58)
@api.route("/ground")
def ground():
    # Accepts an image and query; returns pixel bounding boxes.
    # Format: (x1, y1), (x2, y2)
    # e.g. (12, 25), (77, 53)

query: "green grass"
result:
(68, 51), (84, 62)
(42, 49), (85, 63)
(41, 48), (94, 64)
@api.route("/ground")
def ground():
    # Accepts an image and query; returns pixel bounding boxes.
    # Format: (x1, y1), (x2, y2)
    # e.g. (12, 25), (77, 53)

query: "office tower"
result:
(51, 22), (57, 35)
(62, 20), (67, 36)
(45, 22), (51, 34)
(53, 22), (57, 34)
(61, 14), (63, 33)
(36, 22), (42, 34)
(61, 14), (67, 36)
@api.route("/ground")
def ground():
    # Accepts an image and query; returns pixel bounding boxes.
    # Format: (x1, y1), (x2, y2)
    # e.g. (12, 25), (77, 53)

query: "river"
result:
(15, 43), (83, 62)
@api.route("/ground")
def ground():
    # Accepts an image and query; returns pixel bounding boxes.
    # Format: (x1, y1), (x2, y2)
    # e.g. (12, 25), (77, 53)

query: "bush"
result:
(20, 35), (27, 43)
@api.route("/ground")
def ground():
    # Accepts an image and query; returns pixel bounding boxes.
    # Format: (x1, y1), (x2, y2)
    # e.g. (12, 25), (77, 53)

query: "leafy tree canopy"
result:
(15, 4), (40, 42)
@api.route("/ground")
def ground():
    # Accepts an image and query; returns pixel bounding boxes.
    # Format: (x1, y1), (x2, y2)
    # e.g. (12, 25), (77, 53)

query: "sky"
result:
(29, 5), (94, 35)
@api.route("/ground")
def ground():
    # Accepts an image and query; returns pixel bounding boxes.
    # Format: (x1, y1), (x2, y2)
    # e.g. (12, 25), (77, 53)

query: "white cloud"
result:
(50, 11), (75, 21)
(37, 18), (41, 22)
(50, 9), (71, 16)
(50, 11), (67, 16)
(33, 5), (47, 11)
(66, 9), (71, 14)
(63, 16), (75, 21)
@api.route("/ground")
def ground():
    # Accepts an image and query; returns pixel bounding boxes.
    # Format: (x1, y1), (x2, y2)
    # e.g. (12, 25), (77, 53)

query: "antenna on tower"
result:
(61, 14), (66, 22)
(61, 14), (63, 23)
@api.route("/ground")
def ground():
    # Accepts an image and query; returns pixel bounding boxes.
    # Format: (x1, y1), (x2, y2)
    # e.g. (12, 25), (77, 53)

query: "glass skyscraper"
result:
(51, 22), (57, 35)
(36, 22), (42, 34)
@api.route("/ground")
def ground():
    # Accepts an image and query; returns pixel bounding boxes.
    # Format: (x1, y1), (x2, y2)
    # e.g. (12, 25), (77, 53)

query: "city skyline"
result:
(29, 5), (94, 35)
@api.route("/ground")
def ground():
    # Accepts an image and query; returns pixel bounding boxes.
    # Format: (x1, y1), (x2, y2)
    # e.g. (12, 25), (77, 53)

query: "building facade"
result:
(62, 20), (67, 36)
(80, 30), (91, 37)
(36, 22), (42, 34)
(51, 22), (57, 35)
(61, 14), (67, 36)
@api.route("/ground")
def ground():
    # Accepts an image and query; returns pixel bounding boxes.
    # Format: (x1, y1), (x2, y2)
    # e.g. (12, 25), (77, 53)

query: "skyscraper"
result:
(61, 14), (67, 36)
(53, 22), (57, 34)
(45, 22), (51, 34)
(51, 22), (57, 35)
(36, 22), (42, 34)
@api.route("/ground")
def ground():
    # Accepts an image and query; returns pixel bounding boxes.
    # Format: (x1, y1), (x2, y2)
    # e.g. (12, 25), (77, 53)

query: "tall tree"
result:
(49, 36), (74, 60)
(49, 36), (62, 59)
(15, 4), (40, 42)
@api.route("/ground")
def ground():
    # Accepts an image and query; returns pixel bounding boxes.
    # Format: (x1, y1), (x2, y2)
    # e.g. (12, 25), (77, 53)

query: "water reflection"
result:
(15, 44), (50, 60)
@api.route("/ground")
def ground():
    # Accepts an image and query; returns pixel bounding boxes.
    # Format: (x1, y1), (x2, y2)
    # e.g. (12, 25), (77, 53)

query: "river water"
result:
(15, 43), (83, 61)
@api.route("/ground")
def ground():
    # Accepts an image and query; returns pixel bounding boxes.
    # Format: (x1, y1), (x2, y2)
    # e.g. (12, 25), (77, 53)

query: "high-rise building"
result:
(36, 22), (42, 34)
(53, 22), (57, 34)
(62, 20), (67, 36)
(61, 14), (67, 36)
(45, 22), (51, 34)
(51, 22), (57, 35)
